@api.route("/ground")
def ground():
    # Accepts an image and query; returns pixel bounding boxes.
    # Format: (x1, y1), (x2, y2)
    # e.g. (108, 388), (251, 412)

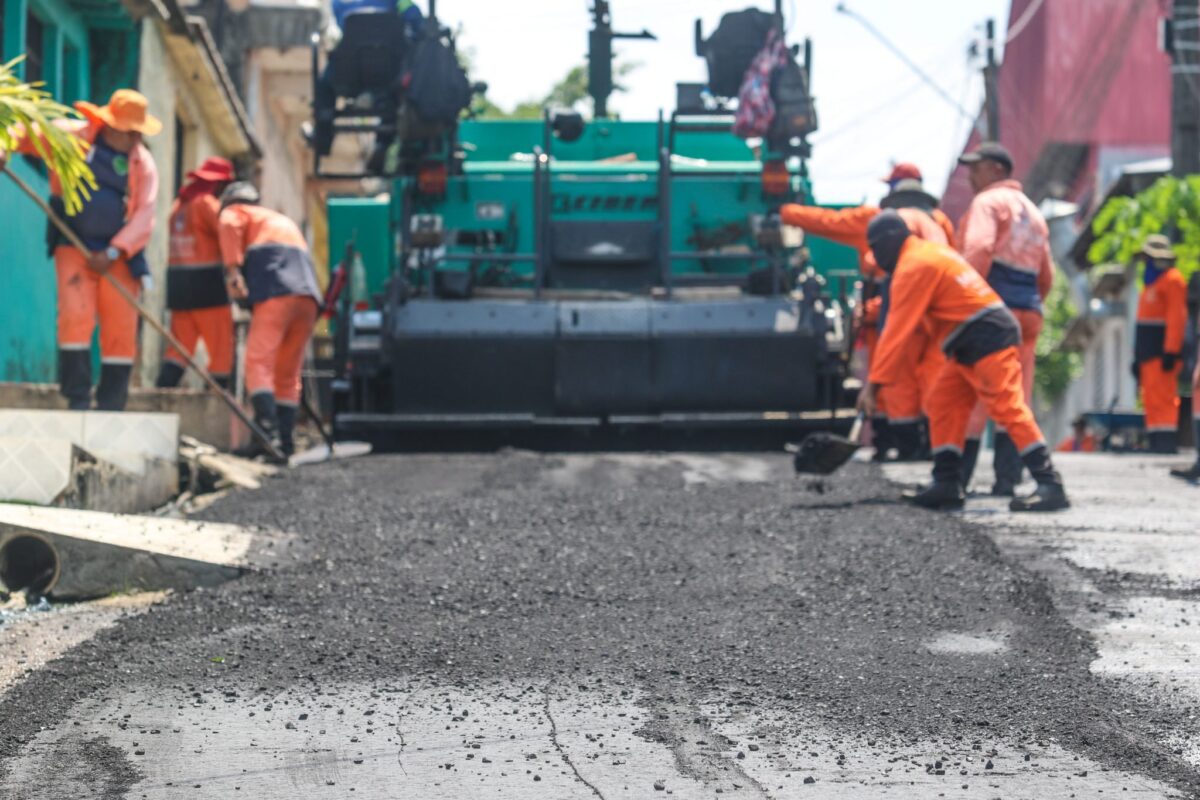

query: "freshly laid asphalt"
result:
(0, 450), (1198, 797)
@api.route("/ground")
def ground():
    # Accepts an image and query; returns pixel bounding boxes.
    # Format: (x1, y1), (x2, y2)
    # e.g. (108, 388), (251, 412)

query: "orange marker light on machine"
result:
(418, 162), (449, 196)
(760, 159), (790, 196)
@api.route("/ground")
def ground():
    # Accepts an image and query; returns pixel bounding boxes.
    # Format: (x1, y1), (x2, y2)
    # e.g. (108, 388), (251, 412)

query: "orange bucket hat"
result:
(74, 89), (163, 137)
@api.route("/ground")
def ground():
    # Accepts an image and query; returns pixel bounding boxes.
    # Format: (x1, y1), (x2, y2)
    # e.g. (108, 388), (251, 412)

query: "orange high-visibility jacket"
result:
(869, 238), (1005, 387)
(955, 179), (1053, 311)
(1135, 266), (1189, 362)
(167, 193), (227, 310)
(218, 204), (322, 307)
(12, 118), (158, 258)
(780, 204), (950, 275)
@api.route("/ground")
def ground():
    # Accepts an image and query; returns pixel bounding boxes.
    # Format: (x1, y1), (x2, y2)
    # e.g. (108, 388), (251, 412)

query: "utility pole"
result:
(1170, 0), (1200, 176)
(982, 18), (1000, 142)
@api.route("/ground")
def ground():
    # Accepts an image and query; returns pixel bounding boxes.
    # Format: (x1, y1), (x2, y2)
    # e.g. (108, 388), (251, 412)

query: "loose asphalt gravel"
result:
(0, 451), (1198, 797)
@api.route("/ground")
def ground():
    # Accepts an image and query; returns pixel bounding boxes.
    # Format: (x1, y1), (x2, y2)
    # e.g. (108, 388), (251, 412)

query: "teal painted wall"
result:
(0, 0), (136, 382)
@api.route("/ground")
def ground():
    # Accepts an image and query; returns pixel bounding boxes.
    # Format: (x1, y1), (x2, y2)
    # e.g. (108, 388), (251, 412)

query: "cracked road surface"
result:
(1, 450), (1199, 798)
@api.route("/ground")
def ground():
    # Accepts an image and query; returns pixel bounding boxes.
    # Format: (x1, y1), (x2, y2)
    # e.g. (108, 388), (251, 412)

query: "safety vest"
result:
(166, 195), (228, 311)
(1135, 266), (1188, 362)
(60, 138), (149, 277)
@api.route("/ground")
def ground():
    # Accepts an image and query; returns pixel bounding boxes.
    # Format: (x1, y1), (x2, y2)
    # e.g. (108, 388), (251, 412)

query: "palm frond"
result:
(0, 56), (96, 215)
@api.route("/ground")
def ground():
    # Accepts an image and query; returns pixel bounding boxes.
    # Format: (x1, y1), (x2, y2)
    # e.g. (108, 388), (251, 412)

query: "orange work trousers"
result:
(884, 327), (947, 423)
(245, 295), (318, 406)
(1140, 359), (1181, 433)
(928, 346), (1047, 456)
(967, 308), (1041, 439)
(164, 306), (234, 377)
(55, 246), (140, 362)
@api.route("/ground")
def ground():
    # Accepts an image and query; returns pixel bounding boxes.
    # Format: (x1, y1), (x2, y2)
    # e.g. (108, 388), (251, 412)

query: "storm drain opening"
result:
(0, 534), (60, 595)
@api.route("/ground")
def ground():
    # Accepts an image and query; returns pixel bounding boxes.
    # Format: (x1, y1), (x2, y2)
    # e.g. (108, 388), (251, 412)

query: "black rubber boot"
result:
(1148, 430), (1179, 454)
(916, 418), (932, 461)
(156, 361), (185, 388)
(242, 392), (286, 465)
(95, 363), (132, 411)
(890, 421), (923, 462)
(58, 349), (92, 410)
(991, 432), (1023, 497)
(961, 438), (981, 490)
(871, 417), (893, 462)
(1010, 445), (1070, 512)
(277, 404), (298, 458)
(902, 450), (966, 510)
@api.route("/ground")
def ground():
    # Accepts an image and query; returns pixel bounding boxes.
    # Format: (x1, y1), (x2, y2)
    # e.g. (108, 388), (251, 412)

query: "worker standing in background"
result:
(218, 183), (323, 462)
(0, 90), (160, 411)
(1172, 360), (1200, 481)
(781, 166), (952, 461)
(1056, 415), (1097, 453)
(858, 211), (1069, 513)
(955, 142), (1054, 495)
(1131, 235), (1188, 453)
(157, 157), (237, 389)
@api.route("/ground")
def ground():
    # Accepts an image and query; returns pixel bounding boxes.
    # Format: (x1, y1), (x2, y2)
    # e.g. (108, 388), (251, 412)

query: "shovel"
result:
(788, 413), (865, 475)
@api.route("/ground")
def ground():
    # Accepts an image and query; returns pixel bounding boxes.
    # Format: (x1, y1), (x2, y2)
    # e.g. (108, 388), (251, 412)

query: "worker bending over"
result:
(956, 142), (1054, 496)
(218, 183), (322, 462)
(858, 211), (1069, 512)
(1132, 235), (1188, 453)
(0, 90), (160, 410)
(157, 157), (237, 389)
(781, 167), (952, 460)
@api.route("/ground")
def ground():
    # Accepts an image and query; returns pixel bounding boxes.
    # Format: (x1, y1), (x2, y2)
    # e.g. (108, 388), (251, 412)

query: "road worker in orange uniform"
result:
(955, 142), (1054, 495)
(858, 211), (1069, 512)
(1056, 415), (1097, 453)
(1130, 235), (1188, 453)
(218, 183), (323, 462)
(0, 90), (160, 410)
(781, 168), (953, 460)
(157, 157), (237, 389)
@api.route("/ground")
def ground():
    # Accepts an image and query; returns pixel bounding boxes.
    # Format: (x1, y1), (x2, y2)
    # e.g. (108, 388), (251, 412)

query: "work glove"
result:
(1162, 353), (1179, 371)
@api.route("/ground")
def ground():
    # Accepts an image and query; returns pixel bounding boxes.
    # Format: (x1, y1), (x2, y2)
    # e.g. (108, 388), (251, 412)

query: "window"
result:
(24, 11), (43, 84)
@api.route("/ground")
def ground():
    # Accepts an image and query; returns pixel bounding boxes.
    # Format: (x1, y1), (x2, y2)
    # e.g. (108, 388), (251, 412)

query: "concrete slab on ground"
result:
(0, 503), (295, 599)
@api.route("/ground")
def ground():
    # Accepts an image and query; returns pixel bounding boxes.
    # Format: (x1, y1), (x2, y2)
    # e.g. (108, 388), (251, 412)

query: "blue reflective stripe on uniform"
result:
(987, 260), (1041, 312)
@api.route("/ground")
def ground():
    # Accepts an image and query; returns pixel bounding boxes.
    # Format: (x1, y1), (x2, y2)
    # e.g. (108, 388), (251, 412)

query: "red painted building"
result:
(942, 0), (1172, 222)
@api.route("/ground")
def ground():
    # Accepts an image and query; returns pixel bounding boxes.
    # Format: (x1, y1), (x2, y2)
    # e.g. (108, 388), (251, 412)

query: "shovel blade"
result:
(791, 433), (860, 475)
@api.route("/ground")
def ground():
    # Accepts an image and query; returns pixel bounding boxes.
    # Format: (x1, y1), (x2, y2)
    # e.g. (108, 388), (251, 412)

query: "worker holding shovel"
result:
(0, 89), (161, 411)
(858, 210), (1069, 513)
(217, 182), (322, 463)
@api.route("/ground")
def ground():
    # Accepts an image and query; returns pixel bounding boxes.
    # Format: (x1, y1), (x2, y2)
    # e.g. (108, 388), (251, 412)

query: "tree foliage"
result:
(472, 61), (639, 120)
(1035, 269), (1084, 407)
(0, 57), (95, 214)
(1088, 175), (1200, 282)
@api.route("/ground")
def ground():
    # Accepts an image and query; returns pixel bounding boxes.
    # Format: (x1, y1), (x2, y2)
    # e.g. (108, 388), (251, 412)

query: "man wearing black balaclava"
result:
(858, 211), (1069, 512)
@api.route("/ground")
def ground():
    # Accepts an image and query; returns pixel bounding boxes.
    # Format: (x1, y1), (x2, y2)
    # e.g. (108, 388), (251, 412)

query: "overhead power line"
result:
(834, 2), (977, 124)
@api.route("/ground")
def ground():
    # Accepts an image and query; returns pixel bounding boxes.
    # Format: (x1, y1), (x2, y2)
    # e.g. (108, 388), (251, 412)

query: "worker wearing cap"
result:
(0, 90), (161, 411)
(781, 169), (952, 461)
(859, 210), (1069, 512)
(955, 142), (1054, 495)
(1132, 235), (1188, 453)
(218, 183), (322, 461)
(157, 157), (238, 390)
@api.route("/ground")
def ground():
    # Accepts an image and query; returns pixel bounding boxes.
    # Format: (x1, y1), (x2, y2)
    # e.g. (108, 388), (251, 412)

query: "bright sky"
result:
(439, 0), (1012, 204)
